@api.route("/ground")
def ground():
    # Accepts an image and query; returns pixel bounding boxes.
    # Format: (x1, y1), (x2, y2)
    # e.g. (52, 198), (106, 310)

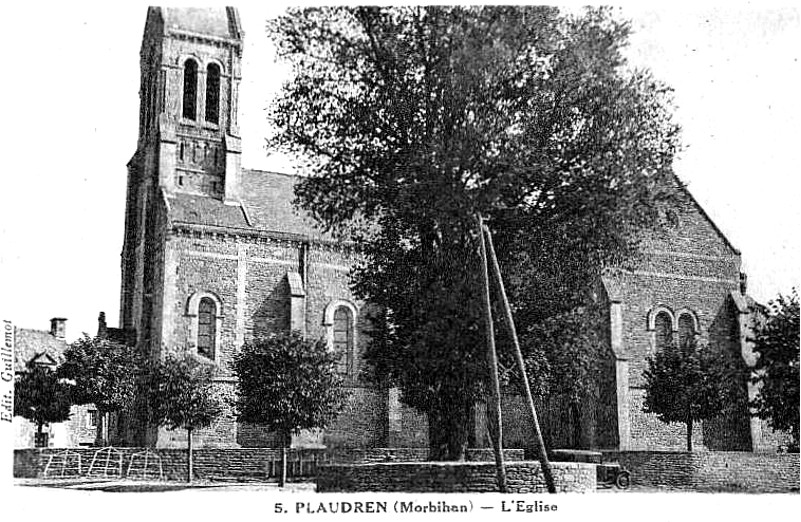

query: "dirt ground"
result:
(13, 477), (317, 492)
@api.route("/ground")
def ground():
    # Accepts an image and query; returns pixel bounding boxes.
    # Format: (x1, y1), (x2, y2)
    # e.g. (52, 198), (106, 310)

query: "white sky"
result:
(0, 3), (799, 342)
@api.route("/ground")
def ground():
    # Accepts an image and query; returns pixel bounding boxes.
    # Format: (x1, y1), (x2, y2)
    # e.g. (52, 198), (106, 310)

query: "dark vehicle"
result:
(597, 462), (631, 489)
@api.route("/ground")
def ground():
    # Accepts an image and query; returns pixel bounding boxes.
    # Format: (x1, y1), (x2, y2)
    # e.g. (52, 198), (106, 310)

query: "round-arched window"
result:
(332, 306), (353, 374)
(678, 313), (696, 349)
(205, 63), (220, 124)
(197, 297), (217, 360)
(654, 311), (673, 351)
(183, 59), (198, 120)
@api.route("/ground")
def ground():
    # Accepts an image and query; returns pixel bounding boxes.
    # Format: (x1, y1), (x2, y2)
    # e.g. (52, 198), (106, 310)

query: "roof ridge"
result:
(242, 168), (299, 179)
(16, 328), (53, 335)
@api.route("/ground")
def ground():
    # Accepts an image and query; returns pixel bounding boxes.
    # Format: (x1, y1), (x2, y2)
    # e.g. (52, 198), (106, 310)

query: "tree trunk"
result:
(94, 413), (103, 447)
(279, 430), (288, 488)
(102, 412), (109, 447)
(428, 400), (471, 461)
(570, 401), (582, 449)
(686, 416), (693, 452)
(187, 427), (194, 483)
(36, 421), (45, 448)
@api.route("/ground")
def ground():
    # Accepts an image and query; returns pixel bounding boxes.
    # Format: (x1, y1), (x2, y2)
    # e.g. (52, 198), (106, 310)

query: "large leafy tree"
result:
(58, 335), (141, 445)
(14, 362), (73, 447)
(234, 332), (346, 486)
(145, 353), (225, 482)
(751, 290), (799, 451)
(269, 6), (680, 459)
(643, 336), (729, 451)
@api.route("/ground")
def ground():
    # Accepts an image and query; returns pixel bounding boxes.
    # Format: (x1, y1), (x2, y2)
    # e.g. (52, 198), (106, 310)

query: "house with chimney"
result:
(12, 318), (98, 448)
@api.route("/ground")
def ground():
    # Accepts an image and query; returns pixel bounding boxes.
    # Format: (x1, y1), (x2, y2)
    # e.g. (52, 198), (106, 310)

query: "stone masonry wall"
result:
(14, 448), (524, 481)
(610, 450), (800, 492)
(155, 230), (384, 448)
(324, 387), (387, 448)
(316, 461), (596, 493)
(610, 188), (747, 450)
(598, 180), (751, 452)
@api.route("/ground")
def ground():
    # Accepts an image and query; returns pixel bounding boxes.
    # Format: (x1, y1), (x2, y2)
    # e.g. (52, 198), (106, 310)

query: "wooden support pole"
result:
(187, 427), (194, 483)
(482, 223), (557, 494)
(476, 215), (507, 493)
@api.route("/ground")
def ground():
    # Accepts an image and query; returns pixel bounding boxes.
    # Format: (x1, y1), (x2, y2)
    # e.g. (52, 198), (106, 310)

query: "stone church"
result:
(115, 7), (777, 452)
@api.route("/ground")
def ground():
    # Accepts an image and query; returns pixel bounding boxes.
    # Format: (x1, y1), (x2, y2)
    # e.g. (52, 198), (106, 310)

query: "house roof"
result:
(14, 328), (68, 373)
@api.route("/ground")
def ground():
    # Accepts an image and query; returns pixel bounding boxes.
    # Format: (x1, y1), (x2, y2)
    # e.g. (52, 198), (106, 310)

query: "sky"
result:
(0, 2), (799, 342)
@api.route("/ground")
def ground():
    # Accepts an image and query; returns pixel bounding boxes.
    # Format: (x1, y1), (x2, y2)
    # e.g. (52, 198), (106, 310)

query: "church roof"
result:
(157, 7), (242, 41)
(168, 192), (249, 229)
(167, 170), (332, 241)
(240, 170), (328, 237)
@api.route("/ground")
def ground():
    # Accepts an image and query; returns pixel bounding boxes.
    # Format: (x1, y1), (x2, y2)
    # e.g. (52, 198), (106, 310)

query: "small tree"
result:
(234, 332), (347, 487)
(751, 290), (799, 451)
(58, 335), (141, 446)
(146, 353), (225, 482)
(14, 362), (73, 447)
(643, 336), (729, 451)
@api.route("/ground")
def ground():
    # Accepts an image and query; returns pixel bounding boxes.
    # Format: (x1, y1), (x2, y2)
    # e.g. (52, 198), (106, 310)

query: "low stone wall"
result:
(322, 448), (524, 463)
(550, 449), (602, 464)
(14, 447), (524, 481)
(316, 461), (596, 493)
(15, 447), (206, 481)
(606, 451), (800, 492)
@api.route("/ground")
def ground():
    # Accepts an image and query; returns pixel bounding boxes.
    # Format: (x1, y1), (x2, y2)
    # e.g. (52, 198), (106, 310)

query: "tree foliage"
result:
(145, 353), (225, 432)
(234, 332), (346, 486)
(269, 6), (680, 458)
(643, 336), (729, 451)
(751, 290), (800, 450)
(144, 353), (225, 482)
(521, 306), (605, 447)
(234, 332), (347, 439)
(14, 362), (73, 439)
(58, 335), (141, 415)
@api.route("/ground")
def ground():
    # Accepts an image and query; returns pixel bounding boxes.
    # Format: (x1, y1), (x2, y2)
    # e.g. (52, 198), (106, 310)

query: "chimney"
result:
(739, 272), (748, 296)
(50, 317), (67, 339)
(97, 312), (108, 338)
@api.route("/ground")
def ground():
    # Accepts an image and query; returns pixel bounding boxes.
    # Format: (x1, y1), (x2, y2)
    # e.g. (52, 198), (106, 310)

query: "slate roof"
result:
(240, 170), (329, 237)
(168, 192), (249, 229)
(167, 170), (332, 240)
(103, 327), (131, 346)
(14, 329), (67, 373)
(161, 7), (241, 40)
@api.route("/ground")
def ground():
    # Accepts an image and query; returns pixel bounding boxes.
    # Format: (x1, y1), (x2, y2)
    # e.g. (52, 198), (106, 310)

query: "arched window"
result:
(333, 306), (353, 375)
(197, 297), (217, 359)
(654, 311), (673, 351)
(678, 313), (697, 349)
(183, 59), (198, 120)
(186, 291), (222, 362)
(205, 63), (220, 124)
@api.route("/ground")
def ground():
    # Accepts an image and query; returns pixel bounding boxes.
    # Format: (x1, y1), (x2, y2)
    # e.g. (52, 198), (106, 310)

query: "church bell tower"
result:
(137, 7), (243, 202)
(120, 7), (244, 344)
